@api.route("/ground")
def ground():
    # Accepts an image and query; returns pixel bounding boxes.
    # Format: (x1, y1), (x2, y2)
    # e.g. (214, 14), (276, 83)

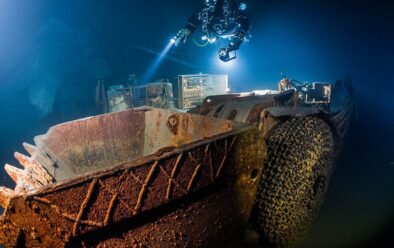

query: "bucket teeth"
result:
(0, 187), (14, 209)
(23, 143), (56, 173)
(0, 145), (55, 209)
(4, 164), (43, 193)
(14, 152), (53, 184)
(22, 142), (37, 156)
(4, 164), (22, 183)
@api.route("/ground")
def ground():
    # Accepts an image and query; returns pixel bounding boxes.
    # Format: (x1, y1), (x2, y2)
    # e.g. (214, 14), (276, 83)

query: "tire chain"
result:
(254, 117), (334, 247)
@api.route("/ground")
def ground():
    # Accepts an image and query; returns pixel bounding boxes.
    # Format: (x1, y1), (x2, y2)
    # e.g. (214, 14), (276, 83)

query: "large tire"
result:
(253, 117), (334, 247)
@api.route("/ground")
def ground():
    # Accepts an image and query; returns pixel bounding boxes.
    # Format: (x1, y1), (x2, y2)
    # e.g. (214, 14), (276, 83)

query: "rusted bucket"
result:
(0, 108), (265, 247)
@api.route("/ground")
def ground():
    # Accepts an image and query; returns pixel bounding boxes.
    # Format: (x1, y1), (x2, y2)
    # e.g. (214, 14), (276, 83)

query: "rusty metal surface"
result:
(0, 147), (54, 203)
(35, 108), (146, 180)
(72, 186), (248, 248)
(32, 108), (236, 181)
(204, 95), (276, 124)
(0, 188), (14, 209)
(0, 78), (355, 247)
(0, 219), (20, 247)
(199, 94), (240, 115)
(0, 108), (265, 247)
(259, 110), (283, 139)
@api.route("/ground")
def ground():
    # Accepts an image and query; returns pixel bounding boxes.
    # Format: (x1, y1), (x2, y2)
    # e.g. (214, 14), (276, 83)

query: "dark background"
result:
(0, 0), (393, 247)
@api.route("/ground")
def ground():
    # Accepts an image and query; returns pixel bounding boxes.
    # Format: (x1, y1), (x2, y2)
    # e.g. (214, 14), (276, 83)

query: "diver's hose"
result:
(192, 31), (211, 47)
(192, 38), (210, 47)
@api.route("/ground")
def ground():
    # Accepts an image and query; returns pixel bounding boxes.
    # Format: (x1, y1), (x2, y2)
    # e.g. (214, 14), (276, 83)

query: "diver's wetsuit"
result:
(175, 0), (249, 61)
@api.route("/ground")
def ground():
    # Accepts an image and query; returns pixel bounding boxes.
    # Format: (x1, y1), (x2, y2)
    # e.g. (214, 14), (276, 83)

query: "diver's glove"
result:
(173, 29), (192, 46)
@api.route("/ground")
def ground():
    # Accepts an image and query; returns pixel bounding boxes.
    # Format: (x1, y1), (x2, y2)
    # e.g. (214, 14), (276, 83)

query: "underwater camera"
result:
(218, 46), (237, 62)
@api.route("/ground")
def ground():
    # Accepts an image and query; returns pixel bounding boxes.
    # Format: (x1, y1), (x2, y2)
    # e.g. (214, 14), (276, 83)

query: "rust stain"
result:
(166, 114), (180, 135)
(73, 179), (98, 236)
(0, 108), (265, 247)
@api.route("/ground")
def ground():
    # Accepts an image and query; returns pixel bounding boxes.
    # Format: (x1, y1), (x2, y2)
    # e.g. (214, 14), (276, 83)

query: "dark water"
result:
(0, 0), (393, 246)
(294, 99), (394, 247)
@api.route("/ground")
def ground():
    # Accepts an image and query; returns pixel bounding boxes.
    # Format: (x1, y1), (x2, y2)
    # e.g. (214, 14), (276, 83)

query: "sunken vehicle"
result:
(0, 76), (354, 247)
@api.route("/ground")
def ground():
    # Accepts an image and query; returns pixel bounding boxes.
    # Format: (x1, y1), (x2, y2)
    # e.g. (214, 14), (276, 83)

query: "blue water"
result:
(0, 0), (393, 246)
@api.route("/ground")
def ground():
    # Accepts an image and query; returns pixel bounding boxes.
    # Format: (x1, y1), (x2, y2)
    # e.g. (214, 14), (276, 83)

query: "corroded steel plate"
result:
(0, 108), (266, 247)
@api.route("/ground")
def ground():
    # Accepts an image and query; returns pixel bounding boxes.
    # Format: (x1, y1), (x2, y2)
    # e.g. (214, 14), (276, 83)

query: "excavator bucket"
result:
(0, 107), (266, 247)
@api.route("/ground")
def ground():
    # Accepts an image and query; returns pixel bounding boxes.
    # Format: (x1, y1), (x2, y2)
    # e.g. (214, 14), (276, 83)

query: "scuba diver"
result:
(173, 0), (250, 62)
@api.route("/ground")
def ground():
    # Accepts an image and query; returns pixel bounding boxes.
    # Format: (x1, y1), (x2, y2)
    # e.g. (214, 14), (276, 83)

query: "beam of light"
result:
(136, 44), (199, 69)
(141, 40), (174, 83)
(166, 50), (207, 60)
